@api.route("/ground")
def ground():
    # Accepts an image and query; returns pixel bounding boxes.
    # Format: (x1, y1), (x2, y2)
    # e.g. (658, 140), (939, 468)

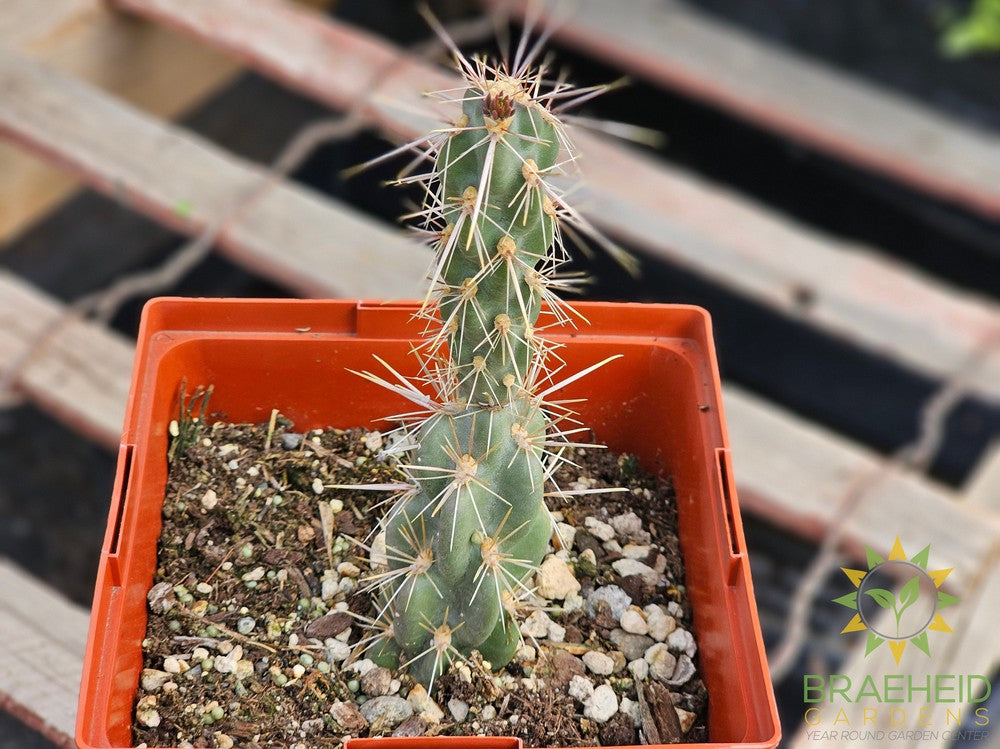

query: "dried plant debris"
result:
(134, 421), (707, 748)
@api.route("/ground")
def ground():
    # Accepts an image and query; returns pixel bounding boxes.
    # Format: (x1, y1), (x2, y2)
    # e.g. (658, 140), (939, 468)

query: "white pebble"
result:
(622, 544), (651, 560)
(563, 592), (584, 613)
(407, 684), (444, 723)
(141, 669), (171, 691)
(312, 478), (324, 495)
(645, 642), (678, 683)
(619, 606), (649, 635)
(628, 659), (649, 681)
(619, 696), (641, 725)
(326, 639), (351, 662)
(547, 622), (566, 643)
(337, 562), (361, 578)
(201, 489), (218, 510)
(553, 522), (576, 551)
(609, 512), (643, 541)
(645, 605), (676, 642)
(568, 674), (594, 702)
(584, 516), (616, 542)
(162, 656), (183, 674)
(136, 706), (161, 728)
(584, 684), (619, 723)
(448, 698), (469, 723)
(345, 659), (376, 676)
(668, 628), (698, 658)
(242, 567), (265, 582)
(611, 558), (659, 586)
(534, 555), (581, 601)
(582, 650), (615, 676)
(519, 610), (552, 639)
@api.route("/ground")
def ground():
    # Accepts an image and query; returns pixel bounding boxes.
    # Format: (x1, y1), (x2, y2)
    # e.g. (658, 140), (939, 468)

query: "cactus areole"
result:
(357, 52), (618, 689)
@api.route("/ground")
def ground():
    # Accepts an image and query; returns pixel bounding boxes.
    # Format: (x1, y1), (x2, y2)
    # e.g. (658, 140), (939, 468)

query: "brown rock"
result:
(598, 711), (636, 746)
(392, 715), (428, 737)
(592, 601), (619, 630)
(361, 666), (393, 697)
(575, 531), (603, 559)
(550, 649), (586, 687)
(617, 574), (651, 604)
(263, 548), (304, 565)
(304, 611), (352, 639)
(330, 700), (368, 733)
(336, 512), (360, 535)
(563, 624), (584, 644)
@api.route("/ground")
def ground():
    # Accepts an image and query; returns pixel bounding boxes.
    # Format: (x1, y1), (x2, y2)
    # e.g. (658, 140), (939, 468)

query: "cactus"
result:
(350, 27), (626, 690)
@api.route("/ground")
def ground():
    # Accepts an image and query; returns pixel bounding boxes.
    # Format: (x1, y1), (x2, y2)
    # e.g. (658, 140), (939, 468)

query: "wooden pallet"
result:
(493, 0), (1000, 220)
(1, 1), (999, 746)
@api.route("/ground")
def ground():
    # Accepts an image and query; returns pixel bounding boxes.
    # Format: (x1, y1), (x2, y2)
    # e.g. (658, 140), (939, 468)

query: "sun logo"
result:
(834, 537), (959, 665)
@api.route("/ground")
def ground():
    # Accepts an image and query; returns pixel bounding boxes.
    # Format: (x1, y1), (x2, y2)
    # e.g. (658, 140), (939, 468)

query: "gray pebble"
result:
(644, 642), (678, 683)
(667, 653), (697, 687)
(359, 696), (413, 728)
(448, 698), (469, 723)
(280, 433), (303, 450)
(609, 512), (643, 541)
(586, 585), (632, 619)
(237, 617), (256, 635)
(609, 629), (655, 661)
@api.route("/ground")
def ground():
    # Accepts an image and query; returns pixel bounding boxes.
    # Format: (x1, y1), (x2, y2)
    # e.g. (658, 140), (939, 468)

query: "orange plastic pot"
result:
(77, 298), (780, 749)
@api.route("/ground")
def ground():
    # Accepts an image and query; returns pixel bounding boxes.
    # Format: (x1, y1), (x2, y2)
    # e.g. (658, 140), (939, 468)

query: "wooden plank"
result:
(963, 441), (1000, 511)
(109, 0), (1000, 403)
(0, 0), (247, 243)
(495, 0), (1000, 220)
(723, 386), (1000, 593)
(0, 47), (429, 301)
(0, 558), (89, 748)
(0, 270), (133, 448)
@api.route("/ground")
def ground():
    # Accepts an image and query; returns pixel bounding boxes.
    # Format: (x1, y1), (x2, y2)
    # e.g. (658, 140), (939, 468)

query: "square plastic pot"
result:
(77, 298), (780, 749)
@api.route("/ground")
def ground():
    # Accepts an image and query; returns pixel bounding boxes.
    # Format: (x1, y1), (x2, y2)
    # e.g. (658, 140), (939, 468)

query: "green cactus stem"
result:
(349, 32), (626, 690)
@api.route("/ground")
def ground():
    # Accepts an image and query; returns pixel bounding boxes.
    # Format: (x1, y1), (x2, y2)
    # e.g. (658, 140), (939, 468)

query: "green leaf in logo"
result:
(897, 575), (921, 616)
(864, 588), (896, 610)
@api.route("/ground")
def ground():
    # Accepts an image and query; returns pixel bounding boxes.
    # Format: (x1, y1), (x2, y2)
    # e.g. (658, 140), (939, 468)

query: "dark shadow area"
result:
(0, 712), (56, 749)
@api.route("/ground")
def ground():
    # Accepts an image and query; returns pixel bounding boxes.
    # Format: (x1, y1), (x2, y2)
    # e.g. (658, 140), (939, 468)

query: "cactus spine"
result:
(356, 42), (617, 690)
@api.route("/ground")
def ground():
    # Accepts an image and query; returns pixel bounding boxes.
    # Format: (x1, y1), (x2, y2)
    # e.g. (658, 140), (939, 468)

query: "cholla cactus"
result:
(352, 22), (625, 689)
